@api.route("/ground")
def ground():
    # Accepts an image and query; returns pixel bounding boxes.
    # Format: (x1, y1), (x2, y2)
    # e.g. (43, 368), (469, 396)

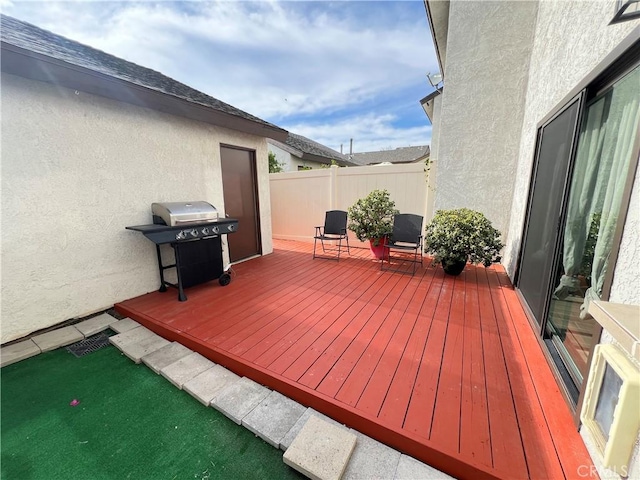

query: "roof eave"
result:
(420, 89), (441, 123)
(424, 0), (449, 78)
(1, 42), (288, 142)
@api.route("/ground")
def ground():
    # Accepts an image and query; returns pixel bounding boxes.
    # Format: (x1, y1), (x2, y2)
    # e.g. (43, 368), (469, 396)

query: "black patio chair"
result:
(313, 210), (350, 261)
(381, 213), (423, 275)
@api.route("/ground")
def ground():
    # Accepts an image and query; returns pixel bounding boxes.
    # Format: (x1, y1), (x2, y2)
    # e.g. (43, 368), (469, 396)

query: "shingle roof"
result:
(0, 14), (285, 135)
(285, 133), (357, 166)
(349, 145), (430, 166)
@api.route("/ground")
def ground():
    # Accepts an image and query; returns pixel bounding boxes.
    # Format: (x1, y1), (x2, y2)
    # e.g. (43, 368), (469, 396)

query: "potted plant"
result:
(424, 208), (503, 275)
(348, 189), (399, 259)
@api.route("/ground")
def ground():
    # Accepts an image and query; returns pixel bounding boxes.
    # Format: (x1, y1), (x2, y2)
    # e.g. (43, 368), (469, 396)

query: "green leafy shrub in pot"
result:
(348, 189), (399, 247)
(424, 208), (503, 275)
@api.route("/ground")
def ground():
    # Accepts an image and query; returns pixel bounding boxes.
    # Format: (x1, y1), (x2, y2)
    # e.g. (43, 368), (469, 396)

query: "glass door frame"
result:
(514, 40), (640, 425)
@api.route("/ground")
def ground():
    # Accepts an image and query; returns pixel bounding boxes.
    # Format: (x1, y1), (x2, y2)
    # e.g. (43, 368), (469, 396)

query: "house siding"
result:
(1, 72), (272, 343)
(433, 0), (538, 238)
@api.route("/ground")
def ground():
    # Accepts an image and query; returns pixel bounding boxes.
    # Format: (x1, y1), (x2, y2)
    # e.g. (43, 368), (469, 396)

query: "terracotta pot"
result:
(369, 238), (389, 260)
(442, 259), (467, 276)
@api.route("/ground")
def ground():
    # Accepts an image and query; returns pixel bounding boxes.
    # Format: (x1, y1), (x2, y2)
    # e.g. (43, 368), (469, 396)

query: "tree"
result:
(268, 151), (284, 173)
(320, 159), (340, 169)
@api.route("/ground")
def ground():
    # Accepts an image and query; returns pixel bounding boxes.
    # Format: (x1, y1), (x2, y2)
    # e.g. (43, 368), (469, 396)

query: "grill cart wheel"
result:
(219, 273), (231, 286)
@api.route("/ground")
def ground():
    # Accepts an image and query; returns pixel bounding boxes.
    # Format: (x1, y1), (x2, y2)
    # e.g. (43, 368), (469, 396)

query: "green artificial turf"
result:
(1, 341), (305, 480)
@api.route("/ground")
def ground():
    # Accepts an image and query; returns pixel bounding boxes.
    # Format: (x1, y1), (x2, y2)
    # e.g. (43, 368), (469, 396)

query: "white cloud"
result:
(285, 113), (431, 154)
(3, 1), (437, 151)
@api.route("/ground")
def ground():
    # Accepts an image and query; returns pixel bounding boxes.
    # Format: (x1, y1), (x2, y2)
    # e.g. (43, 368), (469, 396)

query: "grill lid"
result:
(152, 201), (219, 226)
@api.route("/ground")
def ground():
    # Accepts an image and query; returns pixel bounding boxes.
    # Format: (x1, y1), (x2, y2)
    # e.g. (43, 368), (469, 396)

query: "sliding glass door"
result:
(518, 99), (582, 325)
(518, 64), (640, 403)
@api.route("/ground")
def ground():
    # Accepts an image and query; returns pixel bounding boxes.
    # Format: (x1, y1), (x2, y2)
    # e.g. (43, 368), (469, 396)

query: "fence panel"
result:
(270, 164), (430, 244)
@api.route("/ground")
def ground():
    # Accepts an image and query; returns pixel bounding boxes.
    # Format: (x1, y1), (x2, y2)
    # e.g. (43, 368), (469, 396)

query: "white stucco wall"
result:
(503, 1), (638, 276)
(425, 92), (442, 223)
(433, 0), (538, 239)
(1, 73), (273, 343)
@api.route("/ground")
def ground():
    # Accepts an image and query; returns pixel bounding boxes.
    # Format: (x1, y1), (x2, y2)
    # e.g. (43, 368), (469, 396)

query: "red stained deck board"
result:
(230, 255), (384, 362)
(333, 273), (421, 407)
(494, 271), (599, 480)
(186, 253), (342, 340)
(487, 269), (565, 479)
(282, 272), (408, 384)
(203, 257), (363, 349)
(476, 268), (528, 476)
(115, 240), (597, 480)
(293, 269), (418, 388)
(241, 269), (380, 363)
(402, 273), (455, 439)
(266, 269), (401, 376)
(458, 267), (492, 467)
(355, 268), (432, 417)
(377, 268), (443, 428)
(256, 277), (389, 366)
(429, 273), (467, 454)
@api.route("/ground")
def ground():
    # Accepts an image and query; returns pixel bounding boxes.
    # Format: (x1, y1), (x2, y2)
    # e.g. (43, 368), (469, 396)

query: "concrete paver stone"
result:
(109, 326), (156, 350)
(281, 408), (348, 451)
(75, 313), (117, 337)
(283, 415), (357, 480)
(342, 430), (401, 480)
(119, 334), (170, 364)
(32, 326), (83, 352)
(183, 365), (241, 406)
(1, 339), (41, 367)
(141, 342), (193, 374)
(394, 454), (455, 480)
(109, 318), (141, 333)
(160, 352), (215, 389)
(211, 377), (271, 424)
(241, 390), (306, 448)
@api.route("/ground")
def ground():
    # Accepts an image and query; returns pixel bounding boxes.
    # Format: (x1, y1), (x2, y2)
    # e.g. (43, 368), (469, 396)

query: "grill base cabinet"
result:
(176, 237), (223, 289)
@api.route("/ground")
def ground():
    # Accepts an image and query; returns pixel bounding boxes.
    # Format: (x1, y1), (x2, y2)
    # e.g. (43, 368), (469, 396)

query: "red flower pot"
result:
(369, 238), (389, 260)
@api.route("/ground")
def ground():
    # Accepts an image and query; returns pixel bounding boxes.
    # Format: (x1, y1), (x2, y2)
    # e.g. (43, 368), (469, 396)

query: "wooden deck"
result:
(116, 240), (596, 480)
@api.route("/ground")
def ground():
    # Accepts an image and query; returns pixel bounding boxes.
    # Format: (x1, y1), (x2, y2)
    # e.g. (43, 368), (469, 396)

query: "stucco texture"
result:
(433, 0), (538, 239)
(503, 0), (638, 276)
(1, 73), (272, 343)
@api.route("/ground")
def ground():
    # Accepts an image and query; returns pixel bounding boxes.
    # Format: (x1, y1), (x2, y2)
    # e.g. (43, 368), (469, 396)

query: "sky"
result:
(1, 0), (439, 153)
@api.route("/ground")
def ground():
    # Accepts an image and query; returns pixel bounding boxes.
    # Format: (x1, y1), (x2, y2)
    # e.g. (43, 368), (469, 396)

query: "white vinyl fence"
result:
(270, 164), (433, 246)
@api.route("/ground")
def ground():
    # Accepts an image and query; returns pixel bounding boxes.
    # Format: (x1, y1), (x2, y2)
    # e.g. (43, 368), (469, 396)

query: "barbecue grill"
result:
(126, 201), (239, 301)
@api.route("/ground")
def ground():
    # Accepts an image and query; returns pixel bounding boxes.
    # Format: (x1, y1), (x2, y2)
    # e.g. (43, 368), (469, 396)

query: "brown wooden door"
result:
(220, 146), (261, 262)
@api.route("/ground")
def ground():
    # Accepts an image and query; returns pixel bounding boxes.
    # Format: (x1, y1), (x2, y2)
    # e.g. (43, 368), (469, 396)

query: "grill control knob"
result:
(176, 230), (186, 240)
(228, 224), (235, 232)
(212, 226), (220, 234)
(202, 227), (209, 236)
(190, 229), (198, 237)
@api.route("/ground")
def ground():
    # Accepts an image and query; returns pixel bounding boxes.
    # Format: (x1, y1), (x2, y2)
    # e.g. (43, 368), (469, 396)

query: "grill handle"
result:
(173, 217), (213, 224)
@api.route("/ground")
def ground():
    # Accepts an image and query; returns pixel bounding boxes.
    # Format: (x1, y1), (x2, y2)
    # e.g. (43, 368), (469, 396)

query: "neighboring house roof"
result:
(267, 138), (303, 158)
(0, 15), (287, 142)
(349, 145), (430, 166)
(284, 133), (357, 167)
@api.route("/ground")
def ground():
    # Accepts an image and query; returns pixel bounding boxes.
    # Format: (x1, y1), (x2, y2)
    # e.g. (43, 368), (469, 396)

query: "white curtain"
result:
(553, 97), (607, 299)
(580, 67), (640, 318)
(553, 66), (640, 320)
